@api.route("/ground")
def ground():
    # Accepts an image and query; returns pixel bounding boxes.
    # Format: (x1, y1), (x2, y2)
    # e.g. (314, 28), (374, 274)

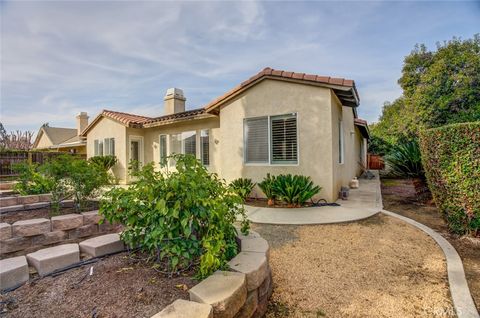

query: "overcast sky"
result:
(1, 1), (479, 133)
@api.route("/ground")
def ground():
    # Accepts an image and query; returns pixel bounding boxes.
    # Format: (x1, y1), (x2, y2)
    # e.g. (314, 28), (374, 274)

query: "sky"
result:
(1, 1), (479, 133)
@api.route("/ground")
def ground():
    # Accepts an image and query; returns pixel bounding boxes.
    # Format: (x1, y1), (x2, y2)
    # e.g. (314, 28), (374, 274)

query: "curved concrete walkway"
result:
(245, 172), (382, 225)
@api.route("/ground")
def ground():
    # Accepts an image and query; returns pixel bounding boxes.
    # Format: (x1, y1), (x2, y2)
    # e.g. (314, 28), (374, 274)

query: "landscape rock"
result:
(79, 233), (124, 257)
(82, 210), (102, 225)
(32, 230), (68, 246)
(239, 237), (269, 258)
(0, 196), (18, 207)
(26, 243), (80, 276)
(69, 224), (98, 239)
(0, 256), (29, 291)
(51, 214), (83, 231)
(234, 289), (258, 318)
(12, 218), (51, 237)
(189, 271), (247, 318)
(0, 237), (31, 254)
(228, 252), (268, 291)
(151, 299), (213, 318)
(19, 195), (40, 205)
(0, 223), (12, 240)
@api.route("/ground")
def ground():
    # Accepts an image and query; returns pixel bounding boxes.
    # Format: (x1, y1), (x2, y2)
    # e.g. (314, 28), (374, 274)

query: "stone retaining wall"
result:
(152, 229), (273, 318)
(0, 211), (120, 258)
(0, 194), (56, 214)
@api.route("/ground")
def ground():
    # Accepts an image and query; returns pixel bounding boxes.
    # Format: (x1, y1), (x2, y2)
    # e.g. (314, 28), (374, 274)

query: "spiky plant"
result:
(272, 174), (321, 207)
(384, 140), (424, 178)
(230, 178), (256, 201)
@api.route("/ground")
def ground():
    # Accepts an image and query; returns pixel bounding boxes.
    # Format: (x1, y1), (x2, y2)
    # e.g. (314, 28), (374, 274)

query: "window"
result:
(104, 138), (115, 156)
(270, 114), (298, 164)
(169, 131), (197, 166)
(339, 120), (344, 164)
(244, 114), (298, 165)
(159, 135), (167, 163)
(94, 139), (103, 156)
(244, 117), (269, 163)
(201, 130), (209, 165)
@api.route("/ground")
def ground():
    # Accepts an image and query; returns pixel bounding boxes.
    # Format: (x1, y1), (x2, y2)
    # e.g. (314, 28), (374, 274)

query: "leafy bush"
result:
(272, 174), (321, 207)
(88, 155), (118, 171)
(13, 162), (54, 195)
(384, 140), (424, 178)
(230, 178), (255, 201)
(100, 154), (249, 278)
(419, 122), (480, 236)
(258, 173), (277, 206)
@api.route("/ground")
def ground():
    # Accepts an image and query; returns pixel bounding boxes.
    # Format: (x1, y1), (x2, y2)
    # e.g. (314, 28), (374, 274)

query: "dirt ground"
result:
(0, 252), (196, 318)
(381, 178), (480, 312)
(252, 214), (454, 318)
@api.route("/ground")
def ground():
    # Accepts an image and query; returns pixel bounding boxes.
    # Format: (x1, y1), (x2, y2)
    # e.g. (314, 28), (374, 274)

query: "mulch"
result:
(0, 252), (196, 318)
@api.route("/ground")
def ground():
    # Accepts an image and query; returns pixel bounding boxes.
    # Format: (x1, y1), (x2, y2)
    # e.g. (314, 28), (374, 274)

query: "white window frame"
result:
(200, 129), (210, 166)
(159, 134), (168, 164)
(103, 138), (115, 156)
(243, 113), (299, 166)
(129, 135), (144, 165)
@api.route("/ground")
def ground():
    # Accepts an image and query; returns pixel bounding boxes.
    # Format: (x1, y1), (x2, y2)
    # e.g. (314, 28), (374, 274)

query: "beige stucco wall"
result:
(331, 93), (364, 199)
(34, 132), (53, 149)
(217, 79), (335, 201)
(86, 117), (127, 183)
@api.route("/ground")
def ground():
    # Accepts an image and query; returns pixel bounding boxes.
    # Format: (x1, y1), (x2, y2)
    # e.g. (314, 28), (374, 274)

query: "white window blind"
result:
(94, 140), (99, 156)
(201, 130), (209, 166)
(169, 134), (182, 167)
(94, 139), (104, 156)
(104, 138), (115, 156)
(270, 114), (298, 164)
(182, 131), (196, 156)
(244, 117), (269, 163)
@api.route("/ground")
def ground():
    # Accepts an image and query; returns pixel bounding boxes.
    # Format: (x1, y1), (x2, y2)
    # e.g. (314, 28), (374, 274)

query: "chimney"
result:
(76, 112), (89, 135)
(164, 88), (186, 115)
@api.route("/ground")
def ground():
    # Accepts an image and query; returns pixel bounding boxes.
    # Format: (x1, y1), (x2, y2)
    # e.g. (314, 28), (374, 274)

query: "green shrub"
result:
(230, 178), (255, 201)
(384, 140), (424, 178)
(419, 122), (480, 235)
(258, 173), (277, 206)
(13, 162), (54, 195)
(272, 174), (321, 207)
(88, 155), (118, 171)
(100, 154), (249, 278)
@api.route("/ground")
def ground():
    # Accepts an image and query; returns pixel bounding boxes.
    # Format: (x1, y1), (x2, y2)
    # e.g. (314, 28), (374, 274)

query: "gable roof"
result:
(33, 125), (79, 148)
(205, 67), (360, 113)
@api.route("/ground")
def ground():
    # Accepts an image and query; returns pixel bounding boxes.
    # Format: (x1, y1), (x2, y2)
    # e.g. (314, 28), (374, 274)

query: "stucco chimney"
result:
(76, 112), (89, 135)
(164, 88), (186, 115)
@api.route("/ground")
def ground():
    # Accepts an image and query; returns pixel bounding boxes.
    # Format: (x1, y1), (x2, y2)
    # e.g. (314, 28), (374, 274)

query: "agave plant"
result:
(230, 178), (256, 201)
(88, 155), (118, 171)
(384, 140), (424, 178)
(258, 173), (276, 206)
(272, 174), (321, 207)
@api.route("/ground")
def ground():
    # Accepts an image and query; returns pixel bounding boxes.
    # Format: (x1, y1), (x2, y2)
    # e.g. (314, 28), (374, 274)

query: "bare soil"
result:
(252, 214), (454, 318)
(0, 252), (196, 318)
(381, 177), (480, 312)
(246, 198), (319, 208)
(0, 201), (99, 224)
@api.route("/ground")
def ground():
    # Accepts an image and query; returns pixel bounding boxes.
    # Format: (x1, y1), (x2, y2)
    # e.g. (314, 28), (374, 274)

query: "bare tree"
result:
(0, 123), (34, 151)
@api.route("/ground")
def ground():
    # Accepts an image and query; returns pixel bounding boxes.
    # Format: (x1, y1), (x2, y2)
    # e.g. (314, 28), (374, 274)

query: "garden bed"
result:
(0, 252), (196, 318)
(381, 177), (480, 312)
(0, 200), (99, 224)
(245, 198), (316, 208)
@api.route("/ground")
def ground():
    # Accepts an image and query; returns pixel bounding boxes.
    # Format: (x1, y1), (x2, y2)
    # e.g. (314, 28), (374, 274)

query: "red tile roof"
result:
(205, 67), (358, 111)
(143, 108), (211, 127)
(354, 118), (368, 126)
(102, 109), (153, 127)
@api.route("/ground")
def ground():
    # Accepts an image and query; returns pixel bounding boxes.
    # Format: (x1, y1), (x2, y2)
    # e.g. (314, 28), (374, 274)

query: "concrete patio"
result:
(245, 171), (383, 225)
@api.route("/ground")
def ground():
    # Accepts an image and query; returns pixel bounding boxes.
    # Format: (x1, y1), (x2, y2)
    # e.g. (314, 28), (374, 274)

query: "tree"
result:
(0, 123), (34, 150)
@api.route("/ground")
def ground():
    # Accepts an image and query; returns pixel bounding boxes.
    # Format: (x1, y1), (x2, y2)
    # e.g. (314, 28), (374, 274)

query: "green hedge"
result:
(419, 122), (480, 235)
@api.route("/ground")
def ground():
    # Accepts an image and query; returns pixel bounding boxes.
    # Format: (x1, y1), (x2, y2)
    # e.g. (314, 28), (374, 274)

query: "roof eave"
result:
(143, 113), (216, 128)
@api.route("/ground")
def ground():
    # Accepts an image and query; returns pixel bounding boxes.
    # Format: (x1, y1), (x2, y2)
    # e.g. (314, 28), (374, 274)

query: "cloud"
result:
(1, 1), (479, 132)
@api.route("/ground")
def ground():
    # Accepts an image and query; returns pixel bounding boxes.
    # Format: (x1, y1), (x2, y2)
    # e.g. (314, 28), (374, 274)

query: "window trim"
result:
(200, 129), (210, 166)
(243, 113), (299, 166)
(159, 134), (168, 164)
(339, 120), (344, 164)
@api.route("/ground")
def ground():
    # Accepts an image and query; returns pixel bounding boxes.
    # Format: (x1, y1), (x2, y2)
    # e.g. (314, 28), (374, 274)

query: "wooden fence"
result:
(0, 151), (86, 178)
(367, 153), (385, 170)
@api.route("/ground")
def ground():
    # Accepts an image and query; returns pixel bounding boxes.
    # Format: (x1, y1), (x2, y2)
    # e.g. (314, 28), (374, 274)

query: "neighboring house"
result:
(81, 68), (369, 201)
(33, 112), (89, 154)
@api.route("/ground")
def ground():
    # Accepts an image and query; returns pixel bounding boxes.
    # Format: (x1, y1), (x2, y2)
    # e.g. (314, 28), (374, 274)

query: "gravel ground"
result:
(382, 178), (480, 313)
(253, 214), (454, 318)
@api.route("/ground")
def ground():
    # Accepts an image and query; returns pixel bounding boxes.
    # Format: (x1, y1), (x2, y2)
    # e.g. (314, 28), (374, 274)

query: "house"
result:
(81, 68), (369, 202)
(33, 112), (89, 154)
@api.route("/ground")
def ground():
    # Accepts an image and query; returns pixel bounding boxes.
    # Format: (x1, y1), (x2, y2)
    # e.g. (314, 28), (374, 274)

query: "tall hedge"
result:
(419, 122), (480, 235)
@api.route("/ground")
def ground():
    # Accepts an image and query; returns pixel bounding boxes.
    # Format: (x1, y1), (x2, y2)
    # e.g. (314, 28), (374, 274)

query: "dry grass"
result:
(253, 214), (454, 318)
